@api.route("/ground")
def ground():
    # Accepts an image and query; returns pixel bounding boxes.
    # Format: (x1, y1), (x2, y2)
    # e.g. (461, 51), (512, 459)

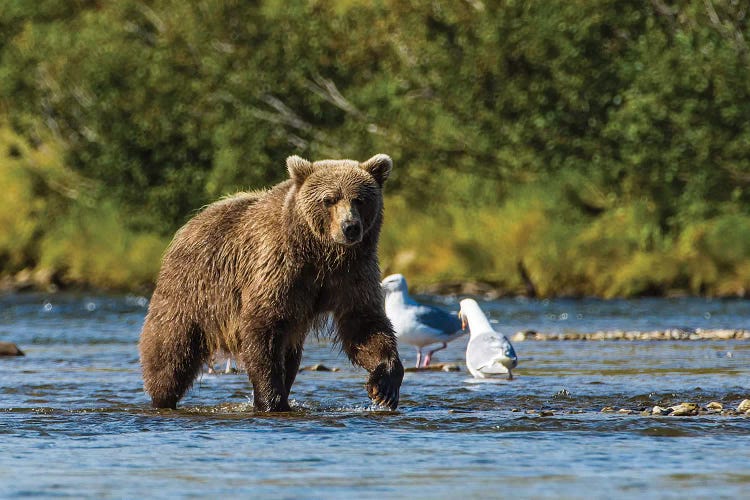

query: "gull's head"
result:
(458, 298), (480, 330)
(381, 273), (408, 295)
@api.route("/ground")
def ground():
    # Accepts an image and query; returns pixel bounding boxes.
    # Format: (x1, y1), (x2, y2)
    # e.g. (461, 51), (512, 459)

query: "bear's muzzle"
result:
(340, 219), (363, 245)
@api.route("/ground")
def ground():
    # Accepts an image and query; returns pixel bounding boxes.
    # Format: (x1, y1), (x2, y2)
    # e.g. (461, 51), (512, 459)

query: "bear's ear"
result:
(287, 155), (314, 186)
(360, 154), (392, 187)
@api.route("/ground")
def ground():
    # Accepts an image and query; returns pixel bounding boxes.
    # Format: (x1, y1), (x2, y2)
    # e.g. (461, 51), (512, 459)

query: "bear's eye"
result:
(323, 196), (337, 207)
(352, 197), (363, 207)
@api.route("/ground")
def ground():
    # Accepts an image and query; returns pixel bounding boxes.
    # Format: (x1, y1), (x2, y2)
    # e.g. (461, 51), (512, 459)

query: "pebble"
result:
(617, 408), (633, 415)
(539, 410), (555, 417)
(512, 330), (539, 342)
(670, 403), (699, 416)
(601, 406), (615, 413)
(652, 406), (669, 415)
(0, 342), (25, 356)
(706, 402), (723, 411)
(738, 399), (750, 413)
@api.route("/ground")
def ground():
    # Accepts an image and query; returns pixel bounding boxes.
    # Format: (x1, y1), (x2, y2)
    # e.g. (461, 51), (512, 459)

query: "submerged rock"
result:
(0, 342), (24, 356)
(299, 364), (340, 372)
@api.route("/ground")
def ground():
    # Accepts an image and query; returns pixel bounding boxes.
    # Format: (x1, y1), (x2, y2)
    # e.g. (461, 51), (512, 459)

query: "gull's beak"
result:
(458, 310), (467, 330)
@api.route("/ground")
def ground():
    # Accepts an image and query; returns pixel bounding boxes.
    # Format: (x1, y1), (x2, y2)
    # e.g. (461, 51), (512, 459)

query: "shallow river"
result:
(1, 293), (749, 498)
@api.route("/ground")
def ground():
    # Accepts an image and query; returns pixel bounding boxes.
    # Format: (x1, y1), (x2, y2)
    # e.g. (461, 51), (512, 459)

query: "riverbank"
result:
(3, 269), (750, 301)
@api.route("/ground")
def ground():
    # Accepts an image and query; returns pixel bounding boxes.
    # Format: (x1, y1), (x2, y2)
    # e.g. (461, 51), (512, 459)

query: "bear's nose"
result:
(342, 220), (362, 242)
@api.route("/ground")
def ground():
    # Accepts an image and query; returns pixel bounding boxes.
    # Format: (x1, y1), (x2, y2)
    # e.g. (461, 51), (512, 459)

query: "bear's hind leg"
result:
(140, 316), (208, 409)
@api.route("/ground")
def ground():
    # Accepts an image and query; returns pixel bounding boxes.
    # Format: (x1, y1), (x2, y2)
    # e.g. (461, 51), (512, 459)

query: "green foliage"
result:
(1, 0), (749, 295)
(0, 122), (168, 290)
(0, 128), (44, 271)
(38, 201), (167, 290)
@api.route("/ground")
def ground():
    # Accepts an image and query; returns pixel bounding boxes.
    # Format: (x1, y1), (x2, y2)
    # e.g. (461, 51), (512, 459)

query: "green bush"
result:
(38, 201), (167, 290)
(0, 127), (43, 271)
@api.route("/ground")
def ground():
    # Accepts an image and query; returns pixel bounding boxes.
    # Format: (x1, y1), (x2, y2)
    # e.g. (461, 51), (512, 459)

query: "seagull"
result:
(459, 298), (518, 379)
(382, 274), (466, 368)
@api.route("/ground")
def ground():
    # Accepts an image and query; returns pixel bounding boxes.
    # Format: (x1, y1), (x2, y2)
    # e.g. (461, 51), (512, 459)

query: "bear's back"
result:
(169, 183), (291, 251)
(155, 185), (288, 289)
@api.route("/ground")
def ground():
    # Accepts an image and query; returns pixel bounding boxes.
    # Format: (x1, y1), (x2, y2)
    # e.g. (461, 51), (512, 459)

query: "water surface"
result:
(1, 293), (749, 498)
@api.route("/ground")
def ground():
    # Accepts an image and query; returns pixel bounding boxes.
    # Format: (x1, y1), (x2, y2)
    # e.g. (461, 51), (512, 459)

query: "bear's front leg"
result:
(335, 310), (404, 410)
(242, 350), (291, 412)
(240, 318), (293, 412)
(283, 343), (304, 396)
(365, 357), (404, 409)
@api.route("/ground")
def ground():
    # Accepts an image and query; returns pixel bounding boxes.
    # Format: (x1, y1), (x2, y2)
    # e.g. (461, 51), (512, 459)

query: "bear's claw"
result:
(366, 360), (404, 410)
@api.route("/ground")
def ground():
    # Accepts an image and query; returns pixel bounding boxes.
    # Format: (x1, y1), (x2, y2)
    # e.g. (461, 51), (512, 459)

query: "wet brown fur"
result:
(138, 154), (404, 411)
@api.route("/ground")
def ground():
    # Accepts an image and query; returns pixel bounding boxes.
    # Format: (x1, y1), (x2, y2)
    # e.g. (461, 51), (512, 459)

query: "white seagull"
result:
(459, 298), (518, 379)
(382, 274), (467, 368)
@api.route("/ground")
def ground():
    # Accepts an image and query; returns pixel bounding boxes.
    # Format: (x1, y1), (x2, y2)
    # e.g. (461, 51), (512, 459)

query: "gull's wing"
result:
(467, 331), (517, 372)
(413, 304), (464, 336)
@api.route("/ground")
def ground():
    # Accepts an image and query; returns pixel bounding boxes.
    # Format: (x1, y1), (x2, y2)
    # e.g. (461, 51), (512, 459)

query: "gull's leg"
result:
(423, 343), (447, 367)
(415, 348), (422, 368)
(507, 369), (513, 381)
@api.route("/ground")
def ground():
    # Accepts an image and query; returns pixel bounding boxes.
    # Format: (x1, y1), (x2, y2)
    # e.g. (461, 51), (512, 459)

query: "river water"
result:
(1, 292), (749, 498)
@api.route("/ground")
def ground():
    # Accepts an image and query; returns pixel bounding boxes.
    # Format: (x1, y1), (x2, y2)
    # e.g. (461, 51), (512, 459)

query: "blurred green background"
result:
(1, 0), (749, 297)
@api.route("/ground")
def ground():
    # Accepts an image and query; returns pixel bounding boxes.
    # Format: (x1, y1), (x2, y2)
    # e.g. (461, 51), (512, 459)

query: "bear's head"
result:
(286, 154), (392, 247)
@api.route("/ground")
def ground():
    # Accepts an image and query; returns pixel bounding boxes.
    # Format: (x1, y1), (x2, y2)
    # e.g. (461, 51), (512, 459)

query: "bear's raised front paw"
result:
(366, 359), (404, 410)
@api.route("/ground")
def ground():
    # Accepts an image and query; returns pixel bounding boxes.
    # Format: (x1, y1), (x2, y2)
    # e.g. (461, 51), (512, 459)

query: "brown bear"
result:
(138, 154), (404, 412)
